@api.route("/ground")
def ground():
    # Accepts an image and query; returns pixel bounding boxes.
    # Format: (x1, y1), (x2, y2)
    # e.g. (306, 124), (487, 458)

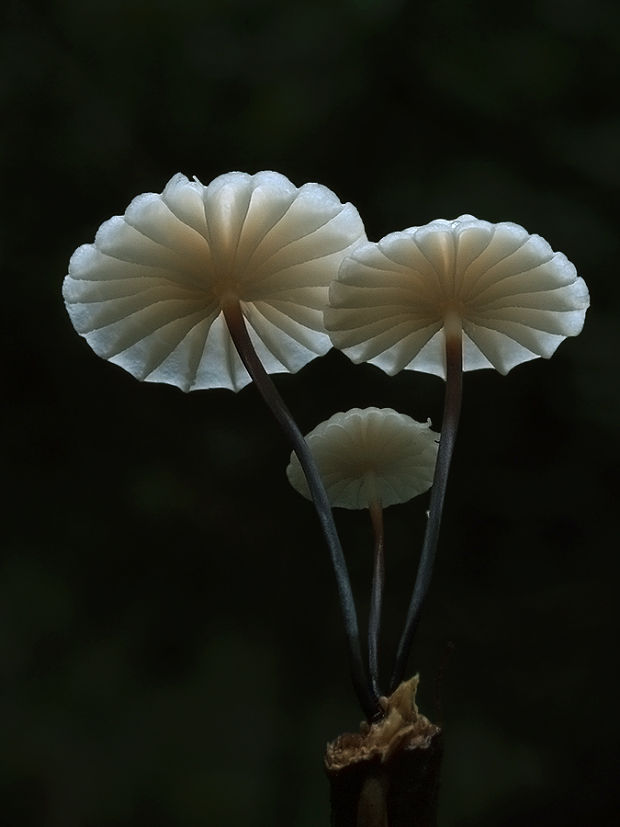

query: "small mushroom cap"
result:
(325, 215), (590, 378)
(286, 407), (439, 510)
(63, 172), (366, 391)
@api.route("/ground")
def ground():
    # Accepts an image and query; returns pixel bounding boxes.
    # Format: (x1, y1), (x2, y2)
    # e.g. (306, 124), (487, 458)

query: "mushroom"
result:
(287, 407), (439, 697)
(325, 215), (590, 689)
(287, 408), (439, 510)
(63, 171), (365, 392)
(63, 171), (376, 717)
(325, 215), (589, 378)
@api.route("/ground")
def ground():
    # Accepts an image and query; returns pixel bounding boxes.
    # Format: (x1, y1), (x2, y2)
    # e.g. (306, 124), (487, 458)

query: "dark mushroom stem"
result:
(390, 318), (463, 692)
(368, 497), (385, 701)
(222, 297), (378, 720)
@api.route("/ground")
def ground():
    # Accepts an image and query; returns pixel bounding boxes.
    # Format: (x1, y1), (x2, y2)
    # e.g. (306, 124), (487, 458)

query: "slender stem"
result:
(389, 324), (463, 691)
(368, 497), (385, 700)
(221, 298), (378, 719)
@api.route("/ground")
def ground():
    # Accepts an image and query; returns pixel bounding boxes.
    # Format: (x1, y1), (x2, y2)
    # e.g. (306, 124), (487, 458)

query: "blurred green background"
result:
(2, 0), (618, 824)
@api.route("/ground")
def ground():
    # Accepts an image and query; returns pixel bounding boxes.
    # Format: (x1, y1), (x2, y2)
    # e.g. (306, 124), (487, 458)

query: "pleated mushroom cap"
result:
(63, 171), (366, 391)
(325, 215), (590, 378)
(287, 408), (439, 510)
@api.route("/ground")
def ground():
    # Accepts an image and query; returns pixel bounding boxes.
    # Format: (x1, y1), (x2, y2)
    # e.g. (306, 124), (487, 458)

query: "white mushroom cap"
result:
(63, 172), (366, 392)
(287, 408), (439, 510)
(325, 215), (590, 378)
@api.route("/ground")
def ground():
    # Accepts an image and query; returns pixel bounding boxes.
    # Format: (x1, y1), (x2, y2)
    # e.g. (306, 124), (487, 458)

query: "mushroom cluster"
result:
(63, 173), (590, 717)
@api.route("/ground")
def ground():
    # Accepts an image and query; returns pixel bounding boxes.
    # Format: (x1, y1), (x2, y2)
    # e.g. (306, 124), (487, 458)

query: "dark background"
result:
(2, 0), (618, 825)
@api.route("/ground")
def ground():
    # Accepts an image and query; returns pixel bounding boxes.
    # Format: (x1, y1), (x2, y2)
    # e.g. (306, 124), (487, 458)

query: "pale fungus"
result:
(63, 171), (366, 392)
(325, 215), (589, 378)
(287, 407), (439, 696)
(286, 407), (439, 511)
(63, 186), (591, 721)
(62, 171), (378, 717)
(326, 216), (590, 690)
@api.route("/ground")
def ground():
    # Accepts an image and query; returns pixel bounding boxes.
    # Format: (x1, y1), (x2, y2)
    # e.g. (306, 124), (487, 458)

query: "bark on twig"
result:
(325, 676), (442, 827)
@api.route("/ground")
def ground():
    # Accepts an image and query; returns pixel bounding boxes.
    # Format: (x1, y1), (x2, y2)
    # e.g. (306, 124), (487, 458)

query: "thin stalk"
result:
(390, 323), (463, 691)
(222, 298), (377, 719)
(368, 498), (385, 701)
